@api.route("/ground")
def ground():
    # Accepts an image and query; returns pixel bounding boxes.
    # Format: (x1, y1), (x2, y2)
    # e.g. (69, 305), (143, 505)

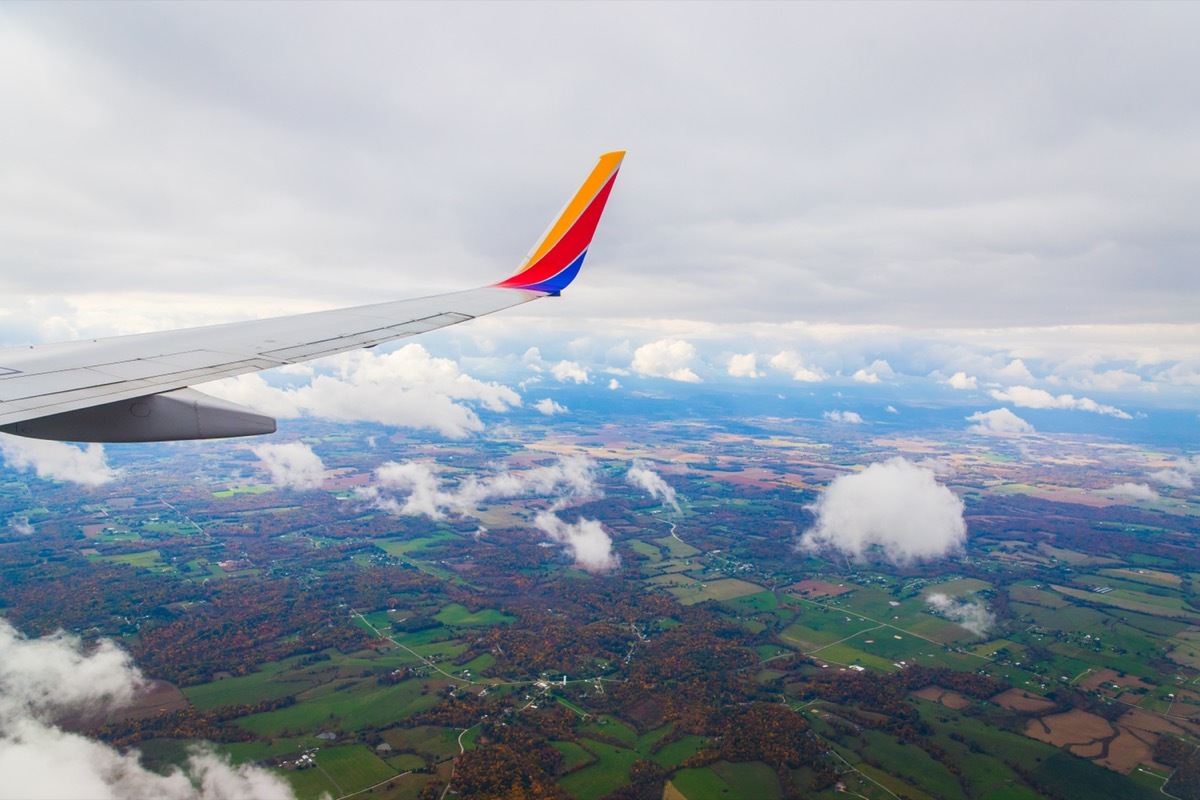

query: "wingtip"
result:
(495, 152), (624, 294)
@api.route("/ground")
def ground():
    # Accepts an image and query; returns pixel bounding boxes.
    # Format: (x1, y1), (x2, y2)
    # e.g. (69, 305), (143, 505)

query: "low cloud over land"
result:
(631, 339), (701, 383)
(358, 455), (617, 572)
(988, 386), (1129, 419)
(208, 345), (519, 438)
(0, 620), (293, 800)
(966, 408), (1034, 435)
(800, 457), (966, 565)
(0, 436), (117, 487)
(625, 460), (680, 514)
(250, 442), (325, 490)
(925, 593), (995, 637)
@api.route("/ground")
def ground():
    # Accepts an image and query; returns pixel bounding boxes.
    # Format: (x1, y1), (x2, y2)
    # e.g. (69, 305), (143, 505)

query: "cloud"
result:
(988, 385), (1130, 418)
(946, 371), (978, 390)
(769, 351), (826, 382)
(823, 410), (864, 424)
(1106, 482), (1158, 502)
(0, 435), (118, 486)
(250, 442), (325, 490)
(361, 456), (609, 569)
(625, 460), (680, 514)
(533, 398), (568, 416)
(631, 339), (701, 383)
(551, 360), (590, 384)
(607, 378), (621, 390)
(533, 512), (618, 573)
(0, 620), (294, 800)
(852, 359), (894, 384)
(727, 353), (762, 378)
(885, 405), (898, 414)
(925, 593), (995, 637)
(966, 408), (1034, 435)
(800, 457), (966, 565)
(996, 360), (1037, 384)
(361, 455), (599, 521)
(1148, 456), (1200, 489)
(206, 344), (520, 438)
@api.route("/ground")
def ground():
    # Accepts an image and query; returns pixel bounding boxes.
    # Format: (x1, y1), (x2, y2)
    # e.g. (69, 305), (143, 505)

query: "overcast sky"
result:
(2, 2), (1198, 400)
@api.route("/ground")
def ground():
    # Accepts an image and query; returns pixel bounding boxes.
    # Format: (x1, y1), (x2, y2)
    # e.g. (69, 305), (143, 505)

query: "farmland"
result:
(3, 400), (1200, 800)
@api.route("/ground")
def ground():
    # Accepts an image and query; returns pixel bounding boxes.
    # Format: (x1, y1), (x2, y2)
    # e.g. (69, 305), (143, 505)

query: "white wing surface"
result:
(0, 152), (624, 442)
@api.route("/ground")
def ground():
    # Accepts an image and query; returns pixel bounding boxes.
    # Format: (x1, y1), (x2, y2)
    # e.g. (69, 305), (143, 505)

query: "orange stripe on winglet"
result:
(514, 151), (625, 276)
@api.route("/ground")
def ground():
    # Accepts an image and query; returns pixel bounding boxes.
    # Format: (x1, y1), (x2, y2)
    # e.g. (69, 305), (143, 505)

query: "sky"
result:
(2, 2), (1199, 410)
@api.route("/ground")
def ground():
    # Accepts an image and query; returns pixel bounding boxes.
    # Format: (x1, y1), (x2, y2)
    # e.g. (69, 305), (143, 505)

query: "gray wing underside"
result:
(0, 285), (545, 429)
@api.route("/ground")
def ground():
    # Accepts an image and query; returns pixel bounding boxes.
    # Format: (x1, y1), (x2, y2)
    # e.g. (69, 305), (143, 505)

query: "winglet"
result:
(495, 151), (625, 294)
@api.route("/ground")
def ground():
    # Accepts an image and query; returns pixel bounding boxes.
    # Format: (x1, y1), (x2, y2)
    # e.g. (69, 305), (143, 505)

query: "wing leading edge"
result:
(0, 151), (625, 443)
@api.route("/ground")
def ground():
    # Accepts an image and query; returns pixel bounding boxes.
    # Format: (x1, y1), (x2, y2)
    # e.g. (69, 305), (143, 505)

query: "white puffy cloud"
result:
(1149, 456), (1200, 489)
(551, 360), (590, 384)
(727, 353), (762, 378)
(363, 461), (456, 519)
(1061, 368), (1144, 392)
(925, 593), (995, 637)
(800, 457), (966, 565)
(946, 371), (978, 390)
(206, 344), (520, 438)
(607, 378), (621, 390)
(361, 455), (599, 521)
(625, 460), (680, 514)
(852, 359), (894, 384)
(533, 398), (568, 416)
(1106, 482), (1159, 502)
(522, 347), (545, 372)
(361, 456), (607, 568)
(769, 351), (826, 382)
(988, 385), (1130, 419)
(996, 359), (1038, 384)
(533, 512), (618, 573)
(250, 442), (325, 490)
(0, 620), (294, 800)
(823, 410), (864, 424)
(631, 339), (701, 383)
(0, 435), (118, 487)
(966, 408), (1034, 435)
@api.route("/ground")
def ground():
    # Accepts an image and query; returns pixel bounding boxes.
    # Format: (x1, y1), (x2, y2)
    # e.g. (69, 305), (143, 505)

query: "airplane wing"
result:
(0, 151), (624, 443)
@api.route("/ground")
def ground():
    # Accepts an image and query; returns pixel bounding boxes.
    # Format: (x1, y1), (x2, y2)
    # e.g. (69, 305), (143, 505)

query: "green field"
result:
(558, 739), (640, 800)
(285, 744), (399, 800)
(1031, 752), (1158, 800)
(923, 578), (992, 597)
(381, 725), (462, 761)
(212, 485), (274, 498)
(655, 535), (701, 558)
(237, 677), (453, 737)
(184, 661), (318, 710)
(652, 735), (708, 769)
(629, 539), (664, 562)
(671, 761), (780, 800)
(98, 549), (168, 569)
(552, 740), (596, 772)
(434, 603), (515, 627)
(779, 607), (879, 648)
(670, 578), (766, 605)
